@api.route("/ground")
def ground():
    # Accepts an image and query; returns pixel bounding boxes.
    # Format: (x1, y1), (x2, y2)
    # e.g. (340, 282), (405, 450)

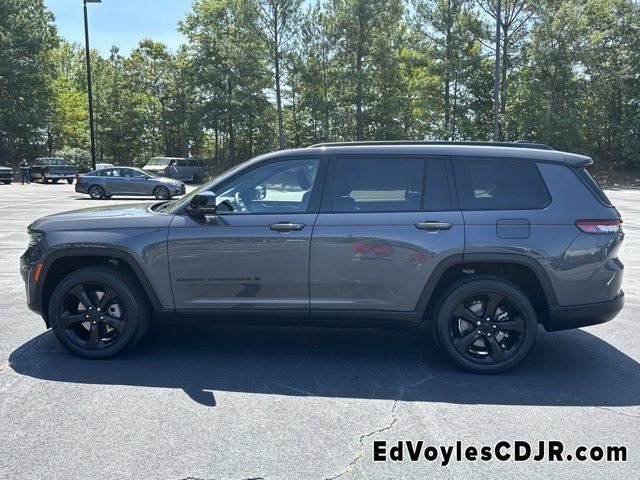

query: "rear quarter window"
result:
(453, 158), (551, 210)
(574, 168), (613, 207)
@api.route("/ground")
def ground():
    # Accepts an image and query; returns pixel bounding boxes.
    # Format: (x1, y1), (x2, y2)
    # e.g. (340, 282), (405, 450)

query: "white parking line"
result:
(0, 194), (78, 210)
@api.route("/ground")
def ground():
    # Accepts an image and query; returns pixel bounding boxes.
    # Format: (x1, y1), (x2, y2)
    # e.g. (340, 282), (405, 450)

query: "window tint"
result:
(330, 156), (424, 213)
(176, 159), (187, 167)
(423, 159), (451, 211)
(454, 158), (550, 210)
(575, 168), (612, 206)
(214, 159), (319, 214)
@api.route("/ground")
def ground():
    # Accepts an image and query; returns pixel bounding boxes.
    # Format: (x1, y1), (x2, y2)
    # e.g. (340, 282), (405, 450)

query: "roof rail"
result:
(308, 140), (554, 151)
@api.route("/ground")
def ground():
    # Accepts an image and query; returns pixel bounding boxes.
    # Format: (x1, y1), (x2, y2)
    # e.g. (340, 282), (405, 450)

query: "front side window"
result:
(330, 156), (425, 213)
(453, 158), (550, 210)
(214, 159), (319, 214)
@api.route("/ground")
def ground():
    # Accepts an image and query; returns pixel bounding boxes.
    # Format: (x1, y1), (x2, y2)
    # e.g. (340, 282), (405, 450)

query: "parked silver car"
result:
(75, 167), (186, 200)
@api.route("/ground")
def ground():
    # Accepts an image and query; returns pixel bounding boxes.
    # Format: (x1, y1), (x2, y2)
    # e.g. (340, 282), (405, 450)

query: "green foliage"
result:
(1, 0), (639, 171)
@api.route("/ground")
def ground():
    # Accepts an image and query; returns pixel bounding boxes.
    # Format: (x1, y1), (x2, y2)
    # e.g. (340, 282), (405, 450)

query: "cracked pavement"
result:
(1, 183), (639, 479)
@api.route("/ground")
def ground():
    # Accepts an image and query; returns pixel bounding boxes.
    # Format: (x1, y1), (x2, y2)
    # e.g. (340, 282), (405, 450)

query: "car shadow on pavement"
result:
(9, 322), (640, 408)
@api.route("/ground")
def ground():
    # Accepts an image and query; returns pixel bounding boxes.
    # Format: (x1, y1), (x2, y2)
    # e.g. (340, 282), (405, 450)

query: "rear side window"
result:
(176, 159), (187, 167)
(453, 158), (550, 210)
(330, 156), (425, 212)
(575, 168), (612, 206)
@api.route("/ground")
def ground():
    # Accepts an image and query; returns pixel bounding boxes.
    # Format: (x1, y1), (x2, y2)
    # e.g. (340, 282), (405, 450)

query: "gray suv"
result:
(20, 142), (624, 373)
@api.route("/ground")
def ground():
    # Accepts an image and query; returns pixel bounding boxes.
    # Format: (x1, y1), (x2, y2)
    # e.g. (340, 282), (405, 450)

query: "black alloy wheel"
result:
(449, 293), (526, 364)
(433, 277), (537, 373)
(49, 266), (149, 358)
(58, 282), (127, 350)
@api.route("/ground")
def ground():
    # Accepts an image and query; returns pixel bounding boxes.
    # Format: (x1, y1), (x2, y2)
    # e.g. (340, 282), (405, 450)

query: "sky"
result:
(44, 0), (193, 55)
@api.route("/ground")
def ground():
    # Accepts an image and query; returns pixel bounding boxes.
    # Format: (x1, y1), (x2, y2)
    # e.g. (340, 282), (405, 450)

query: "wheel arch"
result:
(419, 253), (556, 325)
(38, 248), (166, 326)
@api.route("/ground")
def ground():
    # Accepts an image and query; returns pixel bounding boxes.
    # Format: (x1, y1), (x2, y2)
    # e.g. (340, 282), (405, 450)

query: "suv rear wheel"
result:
(433, 277), (537, 373)
(48, 266), (149, 358)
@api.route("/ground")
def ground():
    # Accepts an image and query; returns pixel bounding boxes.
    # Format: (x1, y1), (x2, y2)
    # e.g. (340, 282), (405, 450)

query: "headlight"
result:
(28, 231), (44, 247)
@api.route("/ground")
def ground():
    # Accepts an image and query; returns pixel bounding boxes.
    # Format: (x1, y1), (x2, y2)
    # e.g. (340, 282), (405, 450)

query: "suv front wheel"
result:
(433, 277), (538, 374)
(48, 266), (149, 358)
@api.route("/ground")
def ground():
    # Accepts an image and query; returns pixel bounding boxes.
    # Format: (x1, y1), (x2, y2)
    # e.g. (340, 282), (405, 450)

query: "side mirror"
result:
(255, 185), (267, 200)
(186, 191), (217, 217)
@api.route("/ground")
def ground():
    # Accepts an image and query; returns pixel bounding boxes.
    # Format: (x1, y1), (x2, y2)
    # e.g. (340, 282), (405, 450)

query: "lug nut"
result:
(85, 314), (89, 319)
(487, 332), (492, 336)
(92, 321), (96, 325)
(477, 330), (481, 334)
(96, 308), (101, 312)
(88, 307), (92, 310)
(477, 321), (481, 325)
(100, 316), (104, 320)
(493, 325), (497, 329)
(502, 344), (506, 348)
(486, 317), (490, 321)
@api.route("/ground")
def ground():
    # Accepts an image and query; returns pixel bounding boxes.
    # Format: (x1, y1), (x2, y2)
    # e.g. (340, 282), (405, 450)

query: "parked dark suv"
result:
(20, 142), (624, 372)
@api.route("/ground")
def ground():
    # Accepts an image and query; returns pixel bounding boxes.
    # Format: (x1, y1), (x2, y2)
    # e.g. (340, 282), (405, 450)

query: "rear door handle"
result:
(269, 222), (305, 232)
(415, 221), (453, 231)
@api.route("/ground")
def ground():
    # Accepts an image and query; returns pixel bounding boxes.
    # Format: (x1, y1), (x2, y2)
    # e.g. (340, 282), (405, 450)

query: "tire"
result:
(432, 276), (538, 374)
(88, 185), (105, 199)
(48, 266), (150, 359)
(153, 185), (170, 200)
(52, 179), (60, 183)
(67, 178), (74, 184)
(2, 180), (10, 185)
(42, 177), (48, 184)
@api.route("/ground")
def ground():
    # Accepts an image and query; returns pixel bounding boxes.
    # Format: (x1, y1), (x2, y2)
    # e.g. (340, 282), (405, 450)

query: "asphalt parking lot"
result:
(1, 182), (639, 480)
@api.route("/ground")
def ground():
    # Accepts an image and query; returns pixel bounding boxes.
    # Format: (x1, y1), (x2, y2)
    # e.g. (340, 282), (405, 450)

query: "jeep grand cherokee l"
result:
(20, 141), (624, 373)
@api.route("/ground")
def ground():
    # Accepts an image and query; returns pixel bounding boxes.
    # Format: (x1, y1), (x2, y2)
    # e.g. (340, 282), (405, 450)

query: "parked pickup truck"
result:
(0, 165), (13, 184)
(30, 158), (76, 184)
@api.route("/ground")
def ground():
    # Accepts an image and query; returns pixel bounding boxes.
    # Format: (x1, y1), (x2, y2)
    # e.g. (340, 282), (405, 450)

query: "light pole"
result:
(493, 0), (501, 142)
(83, 0), (101, 171)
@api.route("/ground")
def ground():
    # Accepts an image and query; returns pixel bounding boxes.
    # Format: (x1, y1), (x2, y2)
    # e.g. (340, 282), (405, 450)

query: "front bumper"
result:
(545, 291), (625, 331)
(20, 254), (42, 316)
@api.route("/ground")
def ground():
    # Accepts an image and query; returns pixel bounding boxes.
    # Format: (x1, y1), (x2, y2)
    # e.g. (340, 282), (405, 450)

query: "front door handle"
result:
(269, 222), (305, 232)
(415, 221), (453, 231)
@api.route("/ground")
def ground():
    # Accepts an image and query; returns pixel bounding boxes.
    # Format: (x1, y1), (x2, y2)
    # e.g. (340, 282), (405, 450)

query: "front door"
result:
(168, 156), (326, 312)
(310, 155), (464, 316)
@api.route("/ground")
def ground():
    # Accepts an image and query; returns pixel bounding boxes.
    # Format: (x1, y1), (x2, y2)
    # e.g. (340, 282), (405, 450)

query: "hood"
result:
(156, 176), (183, 185)
(29, 202), (172, 232)
(143, 165), (168, 172)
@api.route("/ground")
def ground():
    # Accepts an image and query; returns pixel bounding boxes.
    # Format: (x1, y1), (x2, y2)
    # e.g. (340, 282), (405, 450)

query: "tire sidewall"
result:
(434, 279), (538, 373)
(48, 268), (142, 358)
(154, 186), (169, 199)
(89, 185), (104, 199)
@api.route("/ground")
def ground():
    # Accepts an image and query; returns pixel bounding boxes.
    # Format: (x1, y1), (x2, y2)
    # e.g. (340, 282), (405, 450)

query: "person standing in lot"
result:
(20, 159), (30, 185)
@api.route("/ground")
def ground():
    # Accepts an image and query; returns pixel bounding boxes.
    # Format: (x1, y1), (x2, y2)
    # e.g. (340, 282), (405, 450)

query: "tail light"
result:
(575, 219), (622, 234)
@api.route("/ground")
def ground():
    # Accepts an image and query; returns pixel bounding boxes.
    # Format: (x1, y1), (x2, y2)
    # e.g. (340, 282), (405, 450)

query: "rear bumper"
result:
(545, 291), (624, 331)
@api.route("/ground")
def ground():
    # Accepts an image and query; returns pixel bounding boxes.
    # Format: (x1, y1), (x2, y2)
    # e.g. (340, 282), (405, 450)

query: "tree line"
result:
(1, 0), (639, 173)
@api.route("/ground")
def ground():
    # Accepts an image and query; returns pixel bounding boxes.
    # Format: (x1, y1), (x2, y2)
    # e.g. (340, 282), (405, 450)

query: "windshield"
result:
(146, 158), (171, 166)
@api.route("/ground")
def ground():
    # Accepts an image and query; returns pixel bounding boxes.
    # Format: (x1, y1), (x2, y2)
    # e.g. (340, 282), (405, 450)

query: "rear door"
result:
(310, 154), (464, 317)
